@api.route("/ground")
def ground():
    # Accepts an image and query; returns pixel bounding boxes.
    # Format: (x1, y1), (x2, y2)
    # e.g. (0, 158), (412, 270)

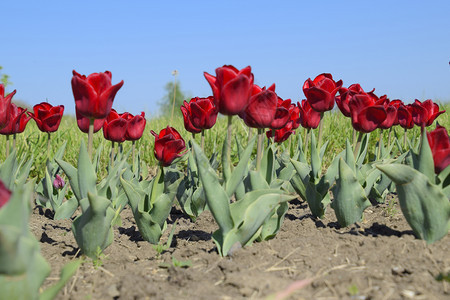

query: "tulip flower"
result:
(280, 98), (301, 130)
(72, 70), (124, 157)
(303, 73), (343, 113)
(181, 96), (218, 134)
(28, 102), (64, 133)
(151, 126), (187, 167)
(240, 84), (289, 129)
(298, 99), (321, 130)
(397, 104), (414, 130)
(410, 99), (446, 127)
(53, 174), (65, 189)
(0, 84), (15, 130)
(204, 65), (254, 116)
(336, 84), (365, 117)
(427, 125), (450, 173)
(125, 112), (146, 141)
(103, 109), (128, 143)
(76, 110), (105, 133)
(0, 104), (31, 157)
(348, 93), (387, 133)
(0, 179), (11, 209)
(71, 70), (124, 120)
(266, 121), (295, 143)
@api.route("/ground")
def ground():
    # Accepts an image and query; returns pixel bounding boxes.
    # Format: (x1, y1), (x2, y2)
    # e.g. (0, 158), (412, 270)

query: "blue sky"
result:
(3, 0), (450, 117)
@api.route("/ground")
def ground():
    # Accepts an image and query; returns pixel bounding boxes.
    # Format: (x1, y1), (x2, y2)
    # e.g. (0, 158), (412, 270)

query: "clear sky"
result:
(3, 0), (450, 117)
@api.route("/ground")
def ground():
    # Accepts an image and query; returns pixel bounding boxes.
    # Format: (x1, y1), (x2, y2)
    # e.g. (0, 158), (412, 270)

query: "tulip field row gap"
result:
(0, 66), (449, 299)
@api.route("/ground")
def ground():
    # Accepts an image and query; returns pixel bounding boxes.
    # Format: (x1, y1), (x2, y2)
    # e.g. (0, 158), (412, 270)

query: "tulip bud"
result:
(53, 174), (65, 189)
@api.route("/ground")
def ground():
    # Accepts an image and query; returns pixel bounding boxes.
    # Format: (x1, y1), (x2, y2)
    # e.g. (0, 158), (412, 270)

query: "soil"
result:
(31, 195), (449, 300)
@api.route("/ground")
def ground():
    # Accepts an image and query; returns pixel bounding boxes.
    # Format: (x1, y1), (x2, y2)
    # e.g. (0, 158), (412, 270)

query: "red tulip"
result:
(71, 70), (124, 120)
(0, 180), (11, 209)
(281, 99), (301, 129)
(266, 121), (295, 143)
(125, 112), (146, 141)
(151, 126), (187, 166)
(336, 84), (365, 117)
(76, 110), (105, 133)
(389, 99), (404, 126)
(0, 84), (15, 129)
(378, 99), (397, 130)
(397, 104), (415, 129)
(298, 100), (321, 129)
(303, 73), (343, 112)
(410, 99), (445, 127)
(240, 84), (289, 129)
(103, 109), (128, 143)
(348, 93), (387, 133)
(427, 125), (450, 173)
(53, 174), (65, 189)
(204, 65), (254, 115)
(181, 96), (218, 134)
(0, 104), (31, 135)
(28, 102), (64, 133)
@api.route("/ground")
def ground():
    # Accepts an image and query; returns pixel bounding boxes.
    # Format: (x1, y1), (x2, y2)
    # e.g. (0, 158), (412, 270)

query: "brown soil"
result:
(31, 195), (449, 300)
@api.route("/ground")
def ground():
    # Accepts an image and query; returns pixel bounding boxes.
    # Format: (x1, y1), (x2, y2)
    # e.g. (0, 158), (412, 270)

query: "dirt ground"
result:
(31, 195), (449, 300)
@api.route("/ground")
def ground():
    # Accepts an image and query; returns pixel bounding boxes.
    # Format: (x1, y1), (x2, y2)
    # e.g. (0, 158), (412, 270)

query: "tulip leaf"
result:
(77, 141), (97, 200)
(377, 164), (450, 243)
(0, 149), (17, 189)
(331, 158), (371, 227)
(310, 132), (321, 179)
(356, 133), (369, 167)
(344, 139), (356, 173)
(193, 141), (234, 235)
(225, 136), (256, 197)
(56, 158), (81, 200)
(260, 145), (275, 184)
(53, 196), (78, 220)
(221, 134), (232, 185)
(248, 170), (271, 190)
(412, 132), (435, 184)
(258, 202), (289, 241)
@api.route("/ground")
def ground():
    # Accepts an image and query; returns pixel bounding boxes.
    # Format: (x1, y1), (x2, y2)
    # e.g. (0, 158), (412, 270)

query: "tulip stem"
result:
(354, 131), (364, 158)
(352, 127), (357, 149)
(377, 129), (383, 159)
(226, 115), (232, 166)
(317, 112), (324, 149)
(387, 127), (392, 150)
(403, 129), (407, 151)
(88, 118), (94, 159)
(47, 132), (51, 159)
(247, 127), (253, 146)
(304, 129), (311, 160)
(256, 128), (264, 171)
(132, 140), (136, 164)
(201, 129), (205, 151)
(5, 135), (10, 158)
(110, 141), (115, 168)
(12, 133), (16, 149)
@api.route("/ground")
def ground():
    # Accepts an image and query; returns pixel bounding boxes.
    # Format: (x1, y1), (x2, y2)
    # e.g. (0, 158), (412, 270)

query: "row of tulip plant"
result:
(0, 65), (449, 299)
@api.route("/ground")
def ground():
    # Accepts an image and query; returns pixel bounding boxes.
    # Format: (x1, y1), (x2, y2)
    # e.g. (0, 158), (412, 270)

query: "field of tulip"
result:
(0, 66), (449, 299)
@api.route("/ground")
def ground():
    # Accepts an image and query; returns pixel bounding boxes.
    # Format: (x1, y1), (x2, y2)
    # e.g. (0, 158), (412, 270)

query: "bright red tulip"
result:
(125, 112), (146, 141)
(266, 121), (295, 143)
(427, 125), (450, 173)
(151, 126), (187, 166)
(303, 73), (343, 112)
(298, 100), (321, 129)
(71, 70), (124, 120)
(204, 65), (254, 116)
(0, 84), (15, 129)
(181, 96), (218, 134)
(103, 109), (128, 143)
(240, 84), (289, 129)
(336, 84), (365, 117)
(0, 180), (11, 209)
(76, 110), (105, 133)
(397, 104), (415, 129)
(28, 102), (64, 133)
(0, 104), (31, 135)
(410, 99), (445, 127)
(348, 93), (387, 133)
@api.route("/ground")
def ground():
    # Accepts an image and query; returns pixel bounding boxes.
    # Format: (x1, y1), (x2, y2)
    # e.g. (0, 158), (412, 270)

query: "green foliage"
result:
(158, 81), (190, 117)
(0, 65), (12, 88)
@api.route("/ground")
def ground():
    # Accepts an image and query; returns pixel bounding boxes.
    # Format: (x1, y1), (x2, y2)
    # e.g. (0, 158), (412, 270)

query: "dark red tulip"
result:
(281, 99), (301, 129)
(266, 121), (295, 143)
(336, 84), (365, 117)
(0, 84), (15, 129)
(410, 99), (445, 127)
(151, 126), (187, 166)
(204, 65), (254, 116)
(0, 179), (11, 209)
(103, 109), (128, 143)
(303, 73), (343, 112)
(397, 104), (415, 129)
(180, 96), (218, 134)
(125, 112), (146, 141)
(378, 100), (397, 130)
(0, 104), (31, 135)
(240, 84), (289, 129)
(389, 99), (404, 126)
(348, 94), (387, 133)
(427, 125), (450, 173)
(28, 102), (64, 133)
(71, 70), (124, 120)
(76, 110), (105, 133)
(298, 100), (321, 129)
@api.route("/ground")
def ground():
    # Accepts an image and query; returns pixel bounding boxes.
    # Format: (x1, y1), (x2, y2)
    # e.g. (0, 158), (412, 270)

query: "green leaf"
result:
(54, 196), (78, 220)
(225, 136), (255, 197)
(39, 260), (82, 300)
(377, 164), (450, 243)
(77, 140), (97, 199)
(56, 158), (81, 201)
(260, 145), (274, 184)
(310, 132), (321, 178)
(331, 158), (371, 227)
(414, 131), (435, 184)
